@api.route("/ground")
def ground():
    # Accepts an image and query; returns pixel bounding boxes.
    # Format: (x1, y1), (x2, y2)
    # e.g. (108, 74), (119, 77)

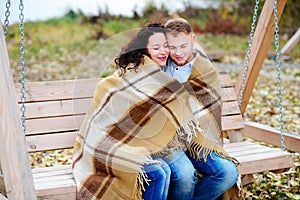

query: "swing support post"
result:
(235, 0), (287, 115)
(0, 23), (37, 200)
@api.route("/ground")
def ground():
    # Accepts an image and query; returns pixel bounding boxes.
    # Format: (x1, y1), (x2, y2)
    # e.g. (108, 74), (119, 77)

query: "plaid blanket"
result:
(72, 56), (231, 200)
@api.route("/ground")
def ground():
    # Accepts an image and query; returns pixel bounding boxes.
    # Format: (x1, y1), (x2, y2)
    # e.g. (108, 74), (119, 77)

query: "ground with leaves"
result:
(216, 60), (300, 200)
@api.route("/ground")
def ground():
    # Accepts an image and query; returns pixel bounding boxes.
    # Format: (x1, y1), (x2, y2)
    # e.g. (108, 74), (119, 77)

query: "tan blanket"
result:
(72, 56), (231, 200)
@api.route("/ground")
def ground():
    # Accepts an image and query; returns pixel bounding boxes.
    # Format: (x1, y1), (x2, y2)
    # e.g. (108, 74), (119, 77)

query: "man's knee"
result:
(218, 161), (239, 188)
(172, 163), (197, 184)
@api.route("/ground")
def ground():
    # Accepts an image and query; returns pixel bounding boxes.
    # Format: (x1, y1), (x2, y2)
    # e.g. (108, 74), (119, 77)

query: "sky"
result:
(0, 0), (191, 24)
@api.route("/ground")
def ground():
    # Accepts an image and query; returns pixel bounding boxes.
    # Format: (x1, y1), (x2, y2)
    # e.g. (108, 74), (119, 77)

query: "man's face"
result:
(166, 32), (195, 66)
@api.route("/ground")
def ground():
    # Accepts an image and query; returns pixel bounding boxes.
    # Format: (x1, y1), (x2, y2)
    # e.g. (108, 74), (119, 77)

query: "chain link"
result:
(238, 0), (260, 106)
(19, 0), (27, 135)
(3, 0), (11, 38)
(273, 0), (285, 151)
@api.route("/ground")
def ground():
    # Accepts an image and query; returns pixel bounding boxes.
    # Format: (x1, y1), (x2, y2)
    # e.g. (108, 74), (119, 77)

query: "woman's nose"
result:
(160, 48), (168, 54)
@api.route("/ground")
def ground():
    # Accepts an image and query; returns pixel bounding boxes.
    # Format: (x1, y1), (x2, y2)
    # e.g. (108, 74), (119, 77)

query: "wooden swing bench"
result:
(0, 73), (294, 200)
(0, 0), (298, 199)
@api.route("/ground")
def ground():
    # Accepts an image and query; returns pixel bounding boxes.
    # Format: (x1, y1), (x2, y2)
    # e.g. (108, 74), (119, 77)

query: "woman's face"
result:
(147, 32), (169, 66)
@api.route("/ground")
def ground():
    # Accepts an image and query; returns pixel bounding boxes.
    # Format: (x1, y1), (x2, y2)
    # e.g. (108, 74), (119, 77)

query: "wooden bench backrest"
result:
(16, 74), (244, 153)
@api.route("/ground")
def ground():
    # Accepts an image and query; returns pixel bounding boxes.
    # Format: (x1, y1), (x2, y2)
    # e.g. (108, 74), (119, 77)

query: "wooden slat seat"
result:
(224, 141), (293, 174)
(7, 75), (292, 199)
(31, 140), (294, 199)
(32, 165), (76, 199)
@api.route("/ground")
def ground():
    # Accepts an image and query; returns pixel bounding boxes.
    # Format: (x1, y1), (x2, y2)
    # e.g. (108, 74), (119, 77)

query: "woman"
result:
(72, 23), (232, 200)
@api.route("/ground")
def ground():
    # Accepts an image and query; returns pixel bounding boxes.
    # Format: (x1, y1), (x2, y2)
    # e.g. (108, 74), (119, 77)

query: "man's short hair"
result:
(165, 18), (192, 35)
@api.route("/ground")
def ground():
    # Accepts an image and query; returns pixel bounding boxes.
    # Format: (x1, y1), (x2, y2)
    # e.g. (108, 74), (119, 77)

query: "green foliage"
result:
(102, 17), (146, 35)
(199, 34), (249, 51)
(64, 9), (80, 22)
(179, 0), (299, 36)
(141, 0), (168, 23)
(142, 0), (159, 17)
(275, 0), (300, 36)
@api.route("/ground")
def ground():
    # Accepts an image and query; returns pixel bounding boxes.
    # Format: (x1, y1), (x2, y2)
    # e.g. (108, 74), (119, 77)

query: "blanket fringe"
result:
(151, 116), (203, 159)
(215, 151), (240, 166)
(152, 117), (208, 160)
(176, 117), (204, 143)
(150, 135), (185, 159)
(136, 157), (161, 200)
(187, 141), (214, 162)
(187, 138), (238, 164)
(136, 170), (147, 200)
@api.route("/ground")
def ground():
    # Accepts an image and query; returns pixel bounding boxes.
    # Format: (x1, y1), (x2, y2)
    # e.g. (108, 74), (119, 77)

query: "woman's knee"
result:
(144, 163), (169, 182)
(161, 163), (171, 180)
(143, 163), (170, 200)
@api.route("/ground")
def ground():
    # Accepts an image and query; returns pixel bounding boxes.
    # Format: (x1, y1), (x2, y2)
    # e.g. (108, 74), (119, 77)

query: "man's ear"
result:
(191, 33), (196, 45)
(192, 33), (196, 41)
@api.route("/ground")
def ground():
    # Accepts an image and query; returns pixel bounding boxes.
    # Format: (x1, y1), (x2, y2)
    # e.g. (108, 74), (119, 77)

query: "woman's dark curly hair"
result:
(114, 23), (166, 75)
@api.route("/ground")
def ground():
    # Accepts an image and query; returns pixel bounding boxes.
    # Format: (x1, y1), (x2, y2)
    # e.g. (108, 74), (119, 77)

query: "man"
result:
(164, 18), (240, 200)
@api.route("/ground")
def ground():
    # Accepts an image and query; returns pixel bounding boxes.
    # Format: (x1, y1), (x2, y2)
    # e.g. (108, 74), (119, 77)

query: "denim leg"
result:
(143, 158), (171, 200)
(187, 152), (238, 200)
(165, 150), (197, 200)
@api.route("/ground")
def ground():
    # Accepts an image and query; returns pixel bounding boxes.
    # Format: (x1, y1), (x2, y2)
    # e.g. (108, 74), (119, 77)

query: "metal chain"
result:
(273, 0), (285, 151)
(238, 0), (260, 106)
(3, 0), (11, 38)
(19, 0), (27, 135)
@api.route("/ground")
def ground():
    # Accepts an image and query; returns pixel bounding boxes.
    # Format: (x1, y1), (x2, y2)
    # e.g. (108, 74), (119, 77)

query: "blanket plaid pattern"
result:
(72, 56), (232, 200)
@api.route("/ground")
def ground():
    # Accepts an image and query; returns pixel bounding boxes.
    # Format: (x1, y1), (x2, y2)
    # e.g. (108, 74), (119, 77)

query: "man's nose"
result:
(174, 49), (182, 55)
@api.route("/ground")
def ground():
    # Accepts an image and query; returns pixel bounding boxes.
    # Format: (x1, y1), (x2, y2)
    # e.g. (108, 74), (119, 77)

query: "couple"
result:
(72, 18), (239, 200)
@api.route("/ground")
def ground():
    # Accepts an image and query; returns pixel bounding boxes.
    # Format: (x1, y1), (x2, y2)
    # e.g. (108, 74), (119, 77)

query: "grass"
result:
(6, 17), (299, 83)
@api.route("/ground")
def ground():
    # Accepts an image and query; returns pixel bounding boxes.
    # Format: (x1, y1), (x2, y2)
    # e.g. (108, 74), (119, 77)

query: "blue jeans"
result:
(143, 158), (171, 200)
(187, 152), (239, 200)
(143, 150), (197, 200)
(164, 150), (197, 200)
